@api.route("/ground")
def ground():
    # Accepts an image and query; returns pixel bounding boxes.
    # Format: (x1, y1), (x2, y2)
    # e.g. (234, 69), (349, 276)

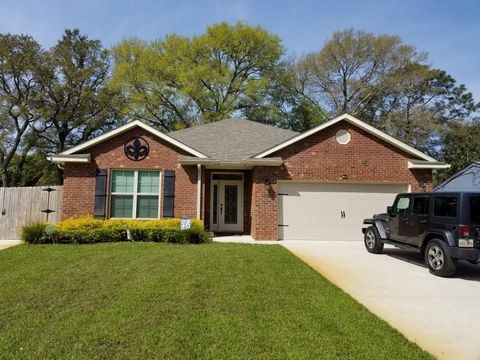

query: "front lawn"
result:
(0, 243), (432, 359)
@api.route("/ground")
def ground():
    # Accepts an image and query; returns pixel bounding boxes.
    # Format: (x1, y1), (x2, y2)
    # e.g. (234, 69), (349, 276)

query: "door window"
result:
(224, 185), (238, 224)
(412, 197), (429, 215)
(394, 196), (410, 214)
(212, 184), (218, 225)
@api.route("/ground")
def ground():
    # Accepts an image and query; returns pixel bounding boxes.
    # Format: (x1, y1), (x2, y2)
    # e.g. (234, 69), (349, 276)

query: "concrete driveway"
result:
(281, 240), (480, 360)
(0, 240), (22, 251)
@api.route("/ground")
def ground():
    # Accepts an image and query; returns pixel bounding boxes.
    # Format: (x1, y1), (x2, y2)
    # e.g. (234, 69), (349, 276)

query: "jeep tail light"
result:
(459, 225), (472, 238)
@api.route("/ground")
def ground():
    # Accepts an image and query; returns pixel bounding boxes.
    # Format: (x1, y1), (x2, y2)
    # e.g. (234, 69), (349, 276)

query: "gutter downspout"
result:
(197, 164), (202, 219)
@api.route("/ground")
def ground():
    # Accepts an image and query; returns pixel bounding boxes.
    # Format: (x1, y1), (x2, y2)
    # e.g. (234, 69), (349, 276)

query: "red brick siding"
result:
(250, 120), (433, 240)
(61, 128), (198, 220)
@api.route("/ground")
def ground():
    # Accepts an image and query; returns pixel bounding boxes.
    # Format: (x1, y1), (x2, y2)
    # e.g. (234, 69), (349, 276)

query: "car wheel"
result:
(364, 226), (384, 254)
(425, 239), (456, 277)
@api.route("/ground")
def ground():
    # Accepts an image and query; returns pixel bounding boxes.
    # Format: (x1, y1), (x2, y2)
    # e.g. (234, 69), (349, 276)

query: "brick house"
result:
(50, 113), (449, 240)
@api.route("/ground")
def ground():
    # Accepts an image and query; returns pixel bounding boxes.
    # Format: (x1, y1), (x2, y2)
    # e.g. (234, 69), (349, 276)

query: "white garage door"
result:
(278, 182), (408, 241)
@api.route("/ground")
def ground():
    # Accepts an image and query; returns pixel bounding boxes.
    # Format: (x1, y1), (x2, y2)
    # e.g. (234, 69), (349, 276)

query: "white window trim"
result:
(110, 169), (162, 219)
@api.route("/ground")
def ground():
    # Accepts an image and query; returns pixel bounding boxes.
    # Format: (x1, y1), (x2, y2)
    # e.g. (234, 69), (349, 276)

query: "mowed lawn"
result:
(0, 243), (432, 359)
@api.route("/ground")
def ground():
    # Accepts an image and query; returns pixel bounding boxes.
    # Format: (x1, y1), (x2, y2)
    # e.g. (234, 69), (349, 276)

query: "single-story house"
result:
(49, 113), (449, 241)
(434, 162), (480, 192)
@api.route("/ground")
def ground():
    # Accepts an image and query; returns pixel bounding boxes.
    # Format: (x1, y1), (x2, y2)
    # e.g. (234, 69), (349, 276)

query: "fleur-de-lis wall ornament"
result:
(124, 137), (150, 161)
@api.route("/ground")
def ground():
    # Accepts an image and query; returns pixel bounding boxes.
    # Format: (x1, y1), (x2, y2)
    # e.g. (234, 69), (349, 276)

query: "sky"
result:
(0, 0), (479, 100)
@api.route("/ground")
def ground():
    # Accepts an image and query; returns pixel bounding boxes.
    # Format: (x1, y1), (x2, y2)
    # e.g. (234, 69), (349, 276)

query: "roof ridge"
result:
(168, 118), (298, 136)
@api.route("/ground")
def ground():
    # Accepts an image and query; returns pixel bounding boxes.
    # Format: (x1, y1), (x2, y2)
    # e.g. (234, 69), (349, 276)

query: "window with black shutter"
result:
(163, 170), (175, 218)
(94, 169), (108, 218)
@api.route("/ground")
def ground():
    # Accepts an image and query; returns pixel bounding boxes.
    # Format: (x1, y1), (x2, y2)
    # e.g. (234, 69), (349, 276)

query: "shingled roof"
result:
(168, 118), (298, 161)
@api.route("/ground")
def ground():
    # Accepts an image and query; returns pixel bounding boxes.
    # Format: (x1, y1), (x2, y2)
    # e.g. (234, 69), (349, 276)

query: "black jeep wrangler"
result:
(362, 192), (480, 277)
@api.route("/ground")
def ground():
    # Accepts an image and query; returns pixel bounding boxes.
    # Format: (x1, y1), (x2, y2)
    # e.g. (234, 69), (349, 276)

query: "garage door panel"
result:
(278, 182), (407, 241)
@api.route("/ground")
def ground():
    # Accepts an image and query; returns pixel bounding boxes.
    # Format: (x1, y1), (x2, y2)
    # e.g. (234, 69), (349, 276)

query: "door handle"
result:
(220, 204), (223, 216)
(401, 218), (409, 222)
(419, 219), (428, 223)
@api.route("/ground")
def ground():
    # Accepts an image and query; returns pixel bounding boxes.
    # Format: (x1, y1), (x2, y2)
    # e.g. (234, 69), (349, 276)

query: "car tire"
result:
(424, 239), (457, 277)
(364, 226), (384, 254)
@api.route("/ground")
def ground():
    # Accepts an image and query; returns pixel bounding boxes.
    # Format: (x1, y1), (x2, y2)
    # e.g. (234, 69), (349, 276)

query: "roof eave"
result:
(407, 160), (450, 169)
(179, 156), (283, 168)
(60, 120), (208, 158)
(48, 154), (91, 164)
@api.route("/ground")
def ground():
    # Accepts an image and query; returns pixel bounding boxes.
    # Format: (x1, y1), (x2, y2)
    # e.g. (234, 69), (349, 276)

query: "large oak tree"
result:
(0, 34), (44, 186)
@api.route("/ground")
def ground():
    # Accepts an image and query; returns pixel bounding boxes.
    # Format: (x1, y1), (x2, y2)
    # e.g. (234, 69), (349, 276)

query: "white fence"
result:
(0, 186), (63, 240)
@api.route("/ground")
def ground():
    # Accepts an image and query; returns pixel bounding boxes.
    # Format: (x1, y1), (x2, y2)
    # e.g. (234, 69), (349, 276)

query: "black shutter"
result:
(94, 169), (108, 219)
(163, 170), (175, 218)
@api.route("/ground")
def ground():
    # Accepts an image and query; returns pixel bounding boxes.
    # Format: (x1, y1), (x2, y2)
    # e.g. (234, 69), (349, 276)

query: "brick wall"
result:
(250, 120), (434, 240)
(61, 128), (198, 220)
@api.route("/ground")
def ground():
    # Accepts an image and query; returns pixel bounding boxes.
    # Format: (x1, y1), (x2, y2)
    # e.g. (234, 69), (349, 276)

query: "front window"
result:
(394, 196), (410, 214)
(111, 170), (160, 219)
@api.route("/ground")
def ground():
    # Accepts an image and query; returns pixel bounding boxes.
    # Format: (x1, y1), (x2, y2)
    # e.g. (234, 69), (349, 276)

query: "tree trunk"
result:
(0, 167), (8, 187)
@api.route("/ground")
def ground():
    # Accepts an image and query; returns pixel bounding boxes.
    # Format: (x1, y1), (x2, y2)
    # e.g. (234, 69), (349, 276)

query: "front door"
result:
(389, 195), (411, 243)
(211, 174), (243, 233)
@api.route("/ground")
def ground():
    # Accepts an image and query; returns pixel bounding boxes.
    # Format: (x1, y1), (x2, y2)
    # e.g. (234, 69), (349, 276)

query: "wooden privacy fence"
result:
(0, 186), (63, 240)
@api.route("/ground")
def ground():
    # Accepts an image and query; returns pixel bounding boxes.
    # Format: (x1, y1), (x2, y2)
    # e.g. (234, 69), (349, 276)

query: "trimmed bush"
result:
(52, 228), (126, 244)
(21, 217), (211, 245)
(55, 217), (204, 231)
(20, 222), (47, 244)
(129, 227), (211, 244)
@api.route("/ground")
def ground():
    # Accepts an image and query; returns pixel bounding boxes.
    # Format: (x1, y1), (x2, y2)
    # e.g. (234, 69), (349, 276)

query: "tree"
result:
(299, 29), (425, 117)
(241, 60), (327, 132)
(0, 34), (44, 186)
(299, 29), (479, 154)
(437, 120), (480, 182)
(372, 66), (479, 154)
(34, 29), (118, 183)
(8, 151), (57, 186)
(110, 22), (284, 131)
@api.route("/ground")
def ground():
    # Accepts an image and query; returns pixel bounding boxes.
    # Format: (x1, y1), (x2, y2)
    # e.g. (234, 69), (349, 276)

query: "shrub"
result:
(54, 217), (204, 231)
(128, 227), (211, 244)
(51, 228), (126, 244)
(20, 218), (211, 245)
(54, 217), (105, 231)
(21, 222), (48, 244)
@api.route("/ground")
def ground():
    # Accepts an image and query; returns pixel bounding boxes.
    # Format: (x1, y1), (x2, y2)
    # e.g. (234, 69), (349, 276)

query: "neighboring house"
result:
(434, 162), (480, 192)
(49, 113), (449, 241)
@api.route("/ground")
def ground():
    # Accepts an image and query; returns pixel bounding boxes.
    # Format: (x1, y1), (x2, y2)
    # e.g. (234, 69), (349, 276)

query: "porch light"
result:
(263, 177), (271, 190)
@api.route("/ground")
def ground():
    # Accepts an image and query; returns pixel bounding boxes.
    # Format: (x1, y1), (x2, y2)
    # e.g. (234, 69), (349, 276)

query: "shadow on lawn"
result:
(383, 247), (480, 282)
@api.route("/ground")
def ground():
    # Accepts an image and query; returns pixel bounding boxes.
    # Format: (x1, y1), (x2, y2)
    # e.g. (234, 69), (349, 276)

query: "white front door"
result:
(211, 175), (243, 233)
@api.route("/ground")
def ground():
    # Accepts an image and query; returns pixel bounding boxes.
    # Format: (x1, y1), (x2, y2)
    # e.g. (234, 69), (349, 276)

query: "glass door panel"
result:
(224, 185), (238, 224)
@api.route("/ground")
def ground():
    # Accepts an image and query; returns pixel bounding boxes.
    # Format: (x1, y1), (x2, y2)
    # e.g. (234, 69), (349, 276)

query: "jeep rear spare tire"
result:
(364, 226), (384, 254)
(425, 239), (457, 277)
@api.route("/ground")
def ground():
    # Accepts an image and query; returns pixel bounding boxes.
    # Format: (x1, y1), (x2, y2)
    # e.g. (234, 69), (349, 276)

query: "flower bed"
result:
(20, 217), (210, 244)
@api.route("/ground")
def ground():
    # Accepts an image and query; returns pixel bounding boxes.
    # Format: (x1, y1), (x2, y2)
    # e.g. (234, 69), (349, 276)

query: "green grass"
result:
(0, 243), (433, 359)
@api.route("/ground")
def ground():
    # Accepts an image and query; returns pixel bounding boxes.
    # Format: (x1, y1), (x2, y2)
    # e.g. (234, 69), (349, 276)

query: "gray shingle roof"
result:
(168, 118), (298, 161)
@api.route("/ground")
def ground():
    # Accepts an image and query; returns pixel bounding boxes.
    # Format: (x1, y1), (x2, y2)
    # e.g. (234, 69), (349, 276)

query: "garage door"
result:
(278, 182), (408, 241)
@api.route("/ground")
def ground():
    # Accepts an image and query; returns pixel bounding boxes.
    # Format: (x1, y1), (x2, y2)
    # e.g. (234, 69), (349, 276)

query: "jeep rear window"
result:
(469, 196), (480, 223)
(433, 197), (457, 217)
